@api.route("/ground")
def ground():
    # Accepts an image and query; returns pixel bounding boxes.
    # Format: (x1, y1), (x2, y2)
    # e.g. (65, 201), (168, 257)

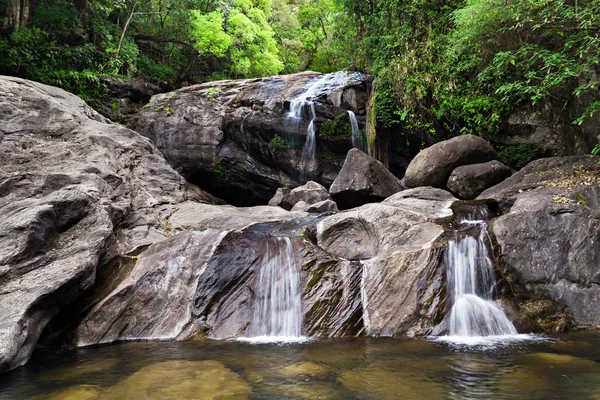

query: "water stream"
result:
(439, 206), (521, 344)
(286, 72), (349, 181)
(347, 110), (365, 152)
(241, 237), (305, 343)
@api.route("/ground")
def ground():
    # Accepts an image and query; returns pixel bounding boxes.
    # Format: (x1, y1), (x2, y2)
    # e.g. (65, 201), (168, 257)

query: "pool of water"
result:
(1, 333), (600, 399)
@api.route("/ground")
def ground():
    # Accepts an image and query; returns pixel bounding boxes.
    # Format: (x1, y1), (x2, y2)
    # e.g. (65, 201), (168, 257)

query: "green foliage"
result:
(592, 143), (600, 164)
(319, 118), (351, 139)
(205, 88), (222, 100)
(212, 163), (231, 184)
(165, 104), (173, 116)
(316, 149), (338, 162)
(271, 134), (294, 149)
(497, 143), (548, 170)
(33, 2), (82, 32)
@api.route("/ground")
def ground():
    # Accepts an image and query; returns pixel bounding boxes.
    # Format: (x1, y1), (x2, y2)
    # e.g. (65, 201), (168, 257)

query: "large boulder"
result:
(404, 134), (499, 188)
(316, 187), (456, 335)
(0, 76), (215, 372)
(482, 156), (600, 328)
(137, 71), (373, 205)
(279, 181), (331, 210)
(447, 160), (512, 199)
(329, 149), (403, 209)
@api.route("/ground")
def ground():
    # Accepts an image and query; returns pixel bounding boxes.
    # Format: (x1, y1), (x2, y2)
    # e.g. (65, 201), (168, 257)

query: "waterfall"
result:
(443, 208), (518, 339)
(287, 72), (350, 181)
(242, 237), (305, 342)
(347, 110), (364, 152)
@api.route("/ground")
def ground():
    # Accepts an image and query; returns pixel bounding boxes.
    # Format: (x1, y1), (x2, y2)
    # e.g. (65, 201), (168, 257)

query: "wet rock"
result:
(340, 369), (447, 400)
(137, 72), (373, 205)
(40, 358), (120, 381)
(317, 188), (455, 335)
(280, 361), (329, 377)
(487, 156), (600, 329)
(281, 181), (331, 210)
(447, 160), (512, 199)
(0, 77), (211, 373)
(99, 360), (250, 400)
(404, 134), (499, 188)
(32, 384), (102, 400)
(329, 149), (403, 209)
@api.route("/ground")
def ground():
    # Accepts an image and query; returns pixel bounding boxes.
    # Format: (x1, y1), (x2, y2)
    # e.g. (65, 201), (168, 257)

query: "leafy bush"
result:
(271, 135), (294, 149)
(33, 2), (82, 32)
(497, 143), (549, 170)
(319, 118), (351, 139)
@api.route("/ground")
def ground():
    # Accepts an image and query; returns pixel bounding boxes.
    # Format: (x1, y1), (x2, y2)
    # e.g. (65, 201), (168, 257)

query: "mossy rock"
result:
(31, 385), (102, 400)
(40, 359), (120, 381)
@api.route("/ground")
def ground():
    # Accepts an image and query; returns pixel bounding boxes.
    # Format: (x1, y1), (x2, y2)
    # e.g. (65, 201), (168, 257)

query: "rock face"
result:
(481, 156), (600, 328)
(279, 181), (331, 210)
(0, 76), (215, 372)
(447, 160), (512, 199)
(317, 187), (456, 335)
(136, 71), (372, 205)
(329, 149), (403, 209)
(404, 134), (499, 188)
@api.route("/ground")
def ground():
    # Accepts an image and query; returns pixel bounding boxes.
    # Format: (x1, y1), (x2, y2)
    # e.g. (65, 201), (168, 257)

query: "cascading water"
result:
(287, 72), (350, 181)
(241, 237), (305, 343)
(347, 110), (365, 152)
(441, 206), (518, 341)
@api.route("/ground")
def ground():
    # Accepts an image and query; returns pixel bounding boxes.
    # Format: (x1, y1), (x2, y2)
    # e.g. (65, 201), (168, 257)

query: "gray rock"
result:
(281, 181), (331, 210)
(0, 76), (213, 372)
(306, 199), (338, 213)
(137, 72), (373, 205)
(489, 156), (600, 328)
(268, 187), (291, 207)
(404, 134), (499, 188)
(447, 160), (512, 199)
(291, 201), (310, 212)
(329, 149), (403, 209)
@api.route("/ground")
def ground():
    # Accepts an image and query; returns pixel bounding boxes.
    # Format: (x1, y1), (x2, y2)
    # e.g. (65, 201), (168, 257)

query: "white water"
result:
(440, 212), (518, 343)
(347, 110), (365, 152)
(242, 237), (305, 343)
(287, 72), (350, 181)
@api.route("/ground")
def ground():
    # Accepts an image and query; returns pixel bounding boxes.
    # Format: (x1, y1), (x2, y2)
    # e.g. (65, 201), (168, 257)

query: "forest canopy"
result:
(1, 0), (599, 143)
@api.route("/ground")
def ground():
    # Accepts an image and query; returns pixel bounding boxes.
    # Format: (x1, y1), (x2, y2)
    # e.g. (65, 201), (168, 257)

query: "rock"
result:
(40, 358), (120, 381)
(487, 156), (600, 328)
(0, 76), (212, 373)
(137, 71), (373, 205)
(306, 199), (338, 213)
(32, 385), (102, 400)
(291, 200), (310, 211)
(340, 369), (447, 400)
(279, 362), (329, 377)
(281, 181), (330, 210)
(99, 360), (250, 400)
(268, 187), (291, 207)
(316, 187), (456, 335)
(329, 149), (403, 209)
(404, 134), (499, 188)
(447, 160), (512, 199)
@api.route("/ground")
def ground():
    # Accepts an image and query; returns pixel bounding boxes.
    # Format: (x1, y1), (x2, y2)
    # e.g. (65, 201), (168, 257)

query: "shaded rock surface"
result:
(447, 160), (512, 199)
(0, 76), (216, 373)
(329, 149), (402, 209)
(279, 181), (331, 210)
(136, 71), (372, 205)
(483, 156), (600, 328)
(404, 134), (499, 188)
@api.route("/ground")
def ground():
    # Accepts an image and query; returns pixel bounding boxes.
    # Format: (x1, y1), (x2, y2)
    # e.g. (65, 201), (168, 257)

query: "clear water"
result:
(442, 213), (518, 340)
(242, 237), (305, 343)
(2, 333), (600, 399)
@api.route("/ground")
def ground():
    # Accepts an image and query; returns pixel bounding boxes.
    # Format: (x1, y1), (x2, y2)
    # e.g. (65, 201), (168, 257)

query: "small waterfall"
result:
(287, 72), (349, 181)
(243, 237), (304, 342)
(347, 110), (365, 152)
(443, 207), (518, 339)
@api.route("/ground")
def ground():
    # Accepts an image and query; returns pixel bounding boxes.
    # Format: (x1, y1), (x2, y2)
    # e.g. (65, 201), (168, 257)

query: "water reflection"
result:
(0, 334), (598, 399)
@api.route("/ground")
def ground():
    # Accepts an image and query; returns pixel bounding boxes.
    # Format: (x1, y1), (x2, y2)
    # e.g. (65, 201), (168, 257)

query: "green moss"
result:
(577, 193), (587, 207)
(271, 134), (294, 149)
(165, 104), (173, 117)
(212, 163), (231, 184)
(206, 87), (223, 100)
(497, 143), (549, 169)
(316, 150), (338, 162)
(319, 118), (352, 139)
(155, 105), (164, 112)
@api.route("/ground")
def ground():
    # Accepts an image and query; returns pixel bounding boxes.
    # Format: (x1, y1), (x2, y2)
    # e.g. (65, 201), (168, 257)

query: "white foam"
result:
(433, 333), (546, 348)
(235, 336), (312, 344)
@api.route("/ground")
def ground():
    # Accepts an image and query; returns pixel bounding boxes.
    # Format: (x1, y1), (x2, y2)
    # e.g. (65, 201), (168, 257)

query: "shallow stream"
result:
(1, 333), (600, 399)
